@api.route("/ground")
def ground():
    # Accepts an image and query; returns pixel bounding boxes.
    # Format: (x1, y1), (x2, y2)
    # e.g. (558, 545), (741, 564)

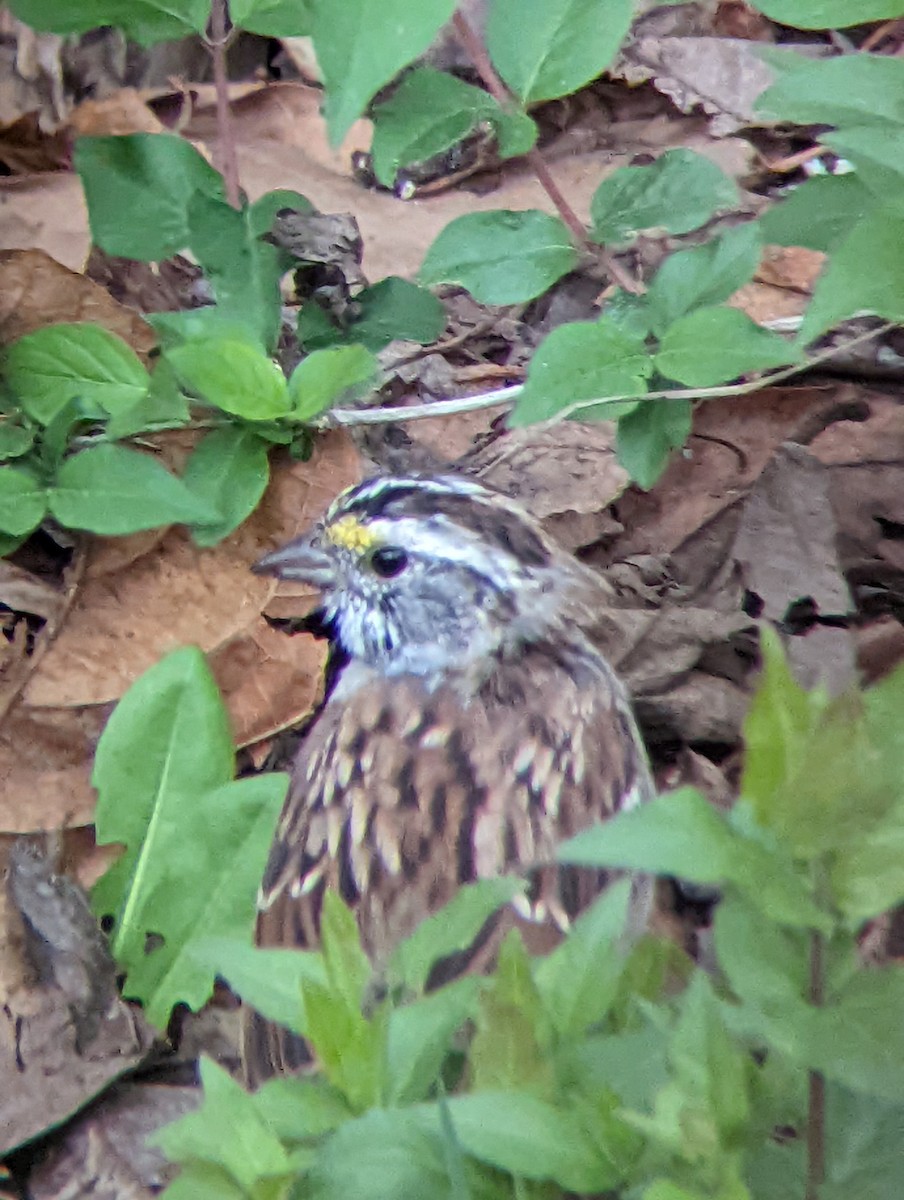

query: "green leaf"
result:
(471, 932), (550, 1093)
(75, 134), (225, 259)
(154, 1057), (292, 1190)
(186, 192), (284, 352)
(386, 978), (481, 1104)
(252, 1075), (352, 1144)
(389, 876), (525, 993)
(819, 127), (904, 213)
(5, 323), (149, 425)
(533, 879), (632, 1037)
(310, 0), (457, 145)
(655, 307), (799, 388)
(713, 893), (810, 1016)
(647, 224), (762, 334)
(352, 278), (446, 350)
(0, 466), (46, 536)
(287, 344), (377, 420)
(758, 49), (904, 127)
(370, 68), (536, 188)
(230, 0), (311, 37)
(304, 979), (387, 1112)
(247, 188), (315, 239)
(487, 0), (633, 103)
(49, 444), (218, 534)
(182, 427), (271, 546)
(760, 175), (879, 252)
(419, 209), (578, 305)
(0, 418), (36, 460)
(167, 339), (290, 420)
(752, 0), (904, 26)
(104, 358), (191, 441)
(511, 317), (650, 426)
(616, 399), (692, 490)
(8, 0), (210, 44)
(591, 149), (738, 246)
(321, 891), (371, 1010)
(190, 938), (326, 1035)
(799, 207), (904, 341)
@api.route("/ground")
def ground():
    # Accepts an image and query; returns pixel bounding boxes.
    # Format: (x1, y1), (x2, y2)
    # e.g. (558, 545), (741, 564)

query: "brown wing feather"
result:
(243, 641), (649, 1085)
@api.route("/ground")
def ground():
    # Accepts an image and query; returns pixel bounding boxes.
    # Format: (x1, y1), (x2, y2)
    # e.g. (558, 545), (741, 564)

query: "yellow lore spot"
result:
(326, 514), (378, 553)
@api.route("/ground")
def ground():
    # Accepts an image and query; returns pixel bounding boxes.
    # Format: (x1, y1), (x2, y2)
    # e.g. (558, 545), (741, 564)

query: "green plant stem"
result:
(208, 0), (241, 208)
(806, 927), (826, 1200)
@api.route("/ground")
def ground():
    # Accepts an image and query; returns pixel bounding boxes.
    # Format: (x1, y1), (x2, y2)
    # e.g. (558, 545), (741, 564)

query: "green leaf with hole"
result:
(49, 444), (218, 534)
(5, 323), (149, 425)
(655, 307), (799, 388)
(591, 149), (738, 246)
(310, 0), (457, 145)
(167, 339), (290, 420)
(0, 466), (46, 536)
(182, 427), (271, 547)
(512, 318), (650, 426)
(288, 344), (377, 420)
(487, 0), (633, 103)
(421, 210), (577, 305)
(75, 133), (225, 259)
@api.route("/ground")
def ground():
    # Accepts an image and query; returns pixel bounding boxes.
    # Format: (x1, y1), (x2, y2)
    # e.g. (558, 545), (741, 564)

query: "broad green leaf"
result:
(533, 879), (631, 1037)
(75, 134), (224, 259)
(288, 345), (377, 420)
(799, 207), (904, 341)
(752, 0), (904, 26)
(389, 876), (525, 993)
(647, 224), (762, 334)
(386, 978), (481, 1104)
(49, 444), (218, 534)
(182, 427), (271, 546)
(252, 1076), (352, 1144)
(511, 317), (650, 426)
(352, 278), (445, 350)
(153, 1057), (292, 1190)
(0, 467), (46, 536)
(167, 339), (290, 420)
(5, 323), (149, 424)
(247, 188), (315, 239)
(758, 48), (904, 127)
(560, 1026), (670, 1111)
(190, 938), (326, 1035)
(310, 0), (457, 145)
(471, 933), (550, 1094)
(487, 0), (633, 103)
(616, 399), (692, 490)
(655, 306), (799, 387)
(303, 980), (387, 1112)
(371, 68), (535, 188)
(119, 775), (288, 1027)
(713, 894), (810, 1015)
(8, 0), (210, 44)
(230, 0), (311, 37)
(420, 209), (578, 305)
(591, 149), (738, 246)
(186, 192), (284, 351)
(760, 174), (878, 252)
(104, 358), (190, 441)
(819, 128), (904, 214)
(0, 419), (36, 460)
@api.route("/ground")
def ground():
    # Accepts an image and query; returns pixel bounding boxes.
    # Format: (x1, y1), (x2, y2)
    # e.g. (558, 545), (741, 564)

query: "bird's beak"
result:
(252, 532), (335, 588)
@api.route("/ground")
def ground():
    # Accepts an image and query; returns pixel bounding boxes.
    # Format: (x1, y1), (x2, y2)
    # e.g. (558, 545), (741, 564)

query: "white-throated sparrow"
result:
(243, 473), (654, 1083)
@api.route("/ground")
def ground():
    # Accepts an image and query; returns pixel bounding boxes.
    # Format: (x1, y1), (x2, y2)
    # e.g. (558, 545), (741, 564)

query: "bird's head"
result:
(254, 474), (597, 675)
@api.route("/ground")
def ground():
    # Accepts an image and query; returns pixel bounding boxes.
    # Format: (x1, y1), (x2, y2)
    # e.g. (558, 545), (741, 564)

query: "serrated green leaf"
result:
(389, 876), (525, 993)
(8, 0), (210, 44)
(420, 209), (578, 305)
(287, 344), (377, 419)
(647, 224), (762, 334)
(0, 466), (46, 536)
(75, 134), (224, 259)
(655, 307), (799, 388)
(616, 399), (692, 490)
(5, 323), (149, 424)
(487, 0), (633, 103)
(182, 427), (270, 546)
(799, 207), (904, 341)
(191, 938), (325, 1035)
(511, 317), (650, 426)
(760, 175), (877, 253)
(167, 339), (290, 420)
(310, 0), (457, 145)
(49, 444), (218, 534)
(154, 1057), (291, 1189)
(591, 149), (738, 246)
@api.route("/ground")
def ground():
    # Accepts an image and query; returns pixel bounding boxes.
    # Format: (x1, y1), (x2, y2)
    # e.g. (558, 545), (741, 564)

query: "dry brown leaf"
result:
(67, 89), (164, 137)
(0, 248), (155, 351)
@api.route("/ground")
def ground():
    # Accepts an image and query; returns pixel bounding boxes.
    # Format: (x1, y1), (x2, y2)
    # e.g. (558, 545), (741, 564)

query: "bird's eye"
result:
(370, 545), (409, 578)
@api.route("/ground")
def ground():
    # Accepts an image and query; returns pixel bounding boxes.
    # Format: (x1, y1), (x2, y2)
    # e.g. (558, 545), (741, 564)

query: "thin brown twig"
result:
(207, 0), (241, 208)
